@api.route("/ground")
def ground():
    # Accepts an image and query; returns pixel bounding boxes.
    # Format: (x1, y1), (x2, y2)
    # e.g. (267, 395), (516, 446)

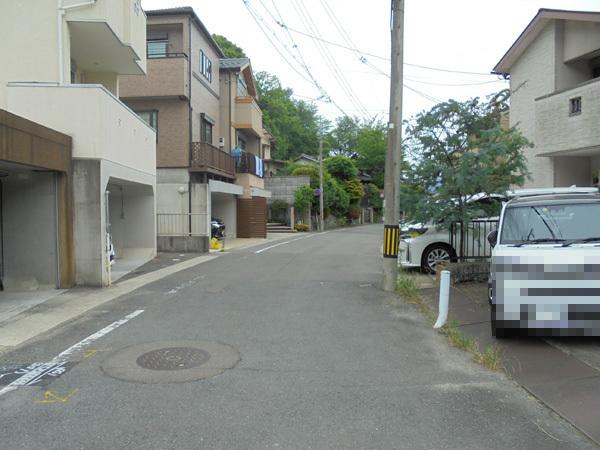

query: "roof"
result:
(146, 7), (225, 58)
(219, 58), (251, 70)
(294, 153), (318, 163)
(493, 9), (600, 75)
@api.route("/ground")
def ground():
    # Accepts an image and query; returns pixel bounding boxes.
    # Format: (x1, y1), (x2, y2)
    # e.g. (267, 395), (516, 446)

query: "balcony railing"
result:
(234, 151), (264, 178)
(190, 142), (235, 179)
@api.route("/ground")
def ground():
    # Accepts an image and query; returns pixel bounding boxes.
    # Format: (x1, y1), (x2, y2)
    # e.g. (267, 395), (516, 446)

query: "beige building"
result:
(121, 7), (271, 247)
(0, 0), (156, 286)
(493, 9), (600, 188)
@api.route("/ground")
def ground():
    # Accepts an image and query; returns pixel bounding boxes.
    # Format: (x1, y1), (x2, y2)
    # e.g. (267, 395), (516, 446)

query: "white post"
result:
(433, 270), (451, 329)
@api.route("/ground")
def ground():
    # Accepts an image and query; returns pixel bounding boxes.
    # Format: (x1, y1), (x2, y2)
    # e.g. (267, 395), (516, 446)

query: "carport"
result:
(0, 110), (74, 292)
(209, 180), (242, 239)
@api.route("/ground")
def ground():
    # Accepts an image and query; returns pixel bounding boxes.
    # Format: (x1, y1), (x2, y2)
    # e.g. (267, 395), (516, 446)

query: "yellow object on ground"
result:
(210, 238), (222, 250)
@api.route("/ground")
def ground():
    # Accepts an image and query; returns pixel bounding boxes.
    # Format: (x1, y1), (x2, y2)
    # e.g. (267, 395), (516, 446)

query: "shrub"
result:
(294, 223), (310, 232)
(348, 204), (361, 220)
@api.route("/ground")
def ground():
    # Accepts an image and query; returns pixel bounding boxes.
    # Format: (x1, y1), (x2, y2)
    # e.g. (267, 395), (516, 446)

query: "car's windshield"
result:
(500, 202), (600, 244)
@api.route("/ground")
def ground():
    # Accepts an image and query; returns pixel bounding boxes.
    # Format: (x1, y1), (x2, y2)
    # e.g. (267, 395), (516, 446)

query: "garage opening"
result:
(106, 178), (155, 282)
(1, 166), (58, 290)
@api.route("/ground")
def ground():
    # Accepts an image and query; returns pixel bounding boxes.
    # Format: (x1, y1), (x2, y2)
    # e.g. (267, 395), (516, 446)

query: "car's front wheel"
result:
(421, 243), (455, 273)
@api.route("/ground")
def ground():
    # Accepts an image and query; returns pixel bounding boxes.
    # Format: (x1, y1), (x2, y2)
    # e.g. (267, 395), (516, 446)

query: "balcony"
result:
(5, 83), (155, 176)
(190, 142), (235, 180)
(535, 78), (600, 156)
(65, 0), (146, 74)
(233, 96), (263, 137)
(120, 54), (189, 99)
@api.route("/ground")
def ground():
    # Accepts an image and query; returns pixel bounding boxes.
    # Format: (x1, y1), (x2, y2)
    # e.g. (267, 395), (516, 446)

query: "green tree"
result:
(256, 72), (321, 160)
(324, 155), (358, 180)
(212, 34), (246, 58)
(294, 185), (314, 214)
(354, 124), (387, 188)
(401, 93), (531, 236)
(329, 116), (360, 157)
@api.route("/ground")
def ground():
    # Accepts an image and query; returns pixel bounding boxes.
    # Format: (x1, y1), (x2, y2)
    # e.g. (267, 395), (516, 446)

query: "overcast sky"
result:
(141, 0), (600, 125)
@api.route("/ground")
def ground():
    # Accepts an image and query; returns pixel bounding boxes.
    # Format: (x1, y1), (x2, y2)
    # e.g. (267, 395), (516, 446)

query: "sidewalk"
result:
(0, 232), (298, 354)
(418, 278), (600, 445)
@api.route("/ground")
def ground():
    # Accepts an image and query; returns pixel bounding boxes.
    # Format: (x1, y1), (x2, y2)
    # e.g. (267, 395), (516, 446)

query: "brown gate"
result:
(237, 197), (267, 238)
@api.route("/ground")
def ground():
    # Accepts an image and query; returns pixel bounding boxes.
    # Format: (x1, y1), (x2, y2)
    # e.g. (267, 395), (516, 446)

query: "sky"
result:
(141, 0), (600, 125)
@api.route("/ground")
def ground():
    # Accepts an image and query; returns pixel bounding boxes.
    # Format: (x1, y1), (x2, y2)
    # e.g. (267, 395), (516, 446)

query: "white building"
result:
(0, 0), (156, 286)
(493, 9), (600, 188)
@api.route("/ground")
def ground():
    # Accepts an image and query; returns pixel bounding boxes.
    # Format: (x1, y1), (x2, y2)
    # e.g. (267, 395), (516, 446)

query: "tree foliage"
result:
(294, 185), (314, 214)
(401, 92), (531, 228)
(329, 116), (360, 157)
(324, 155), (358, 180)
(212, 34), (246, 58)
(255, 72), (321, 160)
(354, 124), (387, 188)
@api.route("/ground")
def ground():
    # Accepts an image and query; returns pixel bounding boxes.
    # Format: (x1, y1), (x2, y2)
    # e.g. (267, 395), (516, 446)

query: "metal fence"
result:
(157, 213), (209, 237)
(449, 219), (499, 260)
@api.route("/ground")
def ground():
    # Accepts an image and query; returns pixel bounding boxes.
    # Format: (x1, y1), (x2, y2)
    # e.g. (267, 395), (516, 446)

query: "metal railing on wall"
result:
(449, 219), (499, 260)
(157, 213), (209, 237)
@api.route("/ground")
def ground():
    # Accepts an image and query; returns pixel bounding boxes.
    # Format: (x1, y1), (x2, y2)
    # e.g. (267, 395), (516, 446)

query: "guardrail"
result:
(157, 213), (209, 237)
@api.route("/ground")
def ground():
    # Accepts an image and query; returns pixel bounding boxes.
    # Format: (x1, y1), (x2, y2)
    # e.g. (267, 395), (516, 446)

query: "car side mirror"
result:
(487, 229), (498, 247)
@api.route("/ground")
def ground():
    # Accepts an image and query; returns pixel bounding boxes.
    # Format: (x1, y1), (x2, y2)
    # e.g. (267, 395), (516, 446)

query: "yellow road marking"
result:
(33, 388), (79, 404)
(82, 348), (112, 359)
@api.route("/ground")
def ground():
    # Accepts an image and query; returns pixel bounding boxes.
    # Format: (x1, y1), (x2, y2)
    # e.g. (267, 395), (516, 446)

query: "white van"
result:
(487, 188), (600, 338)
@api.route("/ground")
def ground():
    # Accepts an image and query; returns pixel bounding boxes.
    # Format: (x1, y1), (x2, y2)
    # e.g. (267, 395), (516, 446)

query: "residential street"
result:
(0, 225), (594, 449)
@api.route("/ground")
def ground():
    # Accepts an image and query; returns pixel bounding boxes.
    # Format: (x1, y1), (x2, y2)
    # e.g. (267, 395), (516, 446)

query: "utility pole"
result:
(319, 137), (325, 232)
(382, 0), (404, 292)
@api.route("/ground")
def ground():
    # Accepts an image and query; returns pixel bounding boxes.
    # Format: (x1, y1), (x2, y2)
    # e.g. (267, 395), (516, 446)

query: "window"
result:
(237, 134), (246, 150)
(200, 50), (212, 82)
(137, 111), (158, 140)
(147, 32), (168, 58)
(237, 77), (248, 97)
(569, 96), (582, 115)
(200, 115), (213, 145)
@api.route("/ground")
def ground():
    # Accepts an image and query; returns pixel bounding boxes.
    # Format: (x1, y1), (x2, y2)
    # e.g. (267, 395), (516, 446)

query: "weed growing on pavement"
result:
(395, 275), (503, 371)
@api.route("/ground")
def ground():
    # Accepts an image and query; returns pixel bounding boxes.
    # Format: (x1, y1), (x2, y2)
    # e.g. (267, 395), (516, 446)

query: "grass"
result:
(396, 271), (503, 371)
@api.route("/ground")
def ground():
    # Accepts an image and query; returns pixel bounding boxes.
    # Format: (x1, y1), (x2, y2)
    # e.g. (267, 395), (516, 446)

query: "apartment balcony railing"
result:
(120, 53), (189, 99)
(190, 142), (235, 179)
(234, 151), (264, 178)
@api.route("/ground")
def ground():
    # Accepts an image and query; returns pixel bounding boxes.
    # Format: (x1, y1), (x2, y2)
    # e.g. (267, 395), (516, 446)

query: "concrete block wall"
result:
(265, 176), (310, 205)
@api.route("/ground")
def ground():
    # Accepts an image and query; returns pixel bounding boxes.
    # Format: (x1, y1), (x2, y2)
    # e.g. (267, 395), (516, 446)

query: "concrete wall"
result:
(2, 172), (58, 289)
(157, 169), (190, 214)
(6, 84), (156, 176)
(265, 176), (311, 205)
(509, 22), (557, 187)
(564, 20), (600, 62)
(73, 159), (104, 286)
(535, 78), (600, 156)
(553, 156), (591, 187)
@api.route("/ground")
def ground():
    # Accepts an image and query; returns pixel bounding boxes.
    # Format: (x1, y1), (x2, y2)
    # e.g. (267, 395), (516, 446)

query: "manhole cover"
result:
(136, 347), (210, 371)
(101, 341), (240, 384)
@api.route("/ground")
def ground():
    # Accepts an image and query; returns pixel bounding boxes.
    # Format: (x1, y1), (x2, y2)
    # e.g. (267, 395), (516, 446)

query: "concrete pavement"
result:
(0, 225), (594, 449)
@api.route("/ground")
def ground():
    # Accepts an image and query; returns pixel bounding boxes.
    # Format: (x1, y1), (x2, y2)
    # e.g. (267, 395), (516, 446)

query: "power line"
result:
(283, 24), (496, 76)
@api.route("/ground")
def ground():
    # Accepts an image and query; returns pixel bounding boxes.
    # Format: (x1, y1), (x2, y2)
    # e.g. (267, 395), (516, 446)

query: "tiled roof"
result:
(219, 58), (251, 70)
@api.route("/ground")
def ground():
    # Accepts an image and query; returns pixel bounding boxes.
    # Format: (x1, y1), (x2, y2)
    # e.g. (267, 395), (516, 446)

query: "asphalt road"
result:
(0, 225), (594, 449)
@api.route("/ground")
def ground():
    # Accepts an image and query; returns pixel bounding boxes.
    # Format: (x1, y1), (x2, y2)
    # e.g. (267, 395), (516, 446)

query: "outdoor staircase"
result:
(267, 222), (296, 233)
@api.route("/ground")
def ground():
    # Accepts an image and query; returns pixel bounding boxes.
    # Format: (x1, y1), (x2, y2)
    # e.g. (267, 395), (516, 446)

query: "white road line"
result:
(0, 309), (144, 397)
(255, 234), (317, 254)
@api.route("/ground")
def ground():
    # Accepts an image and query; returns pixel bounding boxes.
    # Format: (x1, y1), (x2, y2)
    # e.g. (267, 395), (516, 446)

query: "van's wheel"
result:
(421, 244), (455, 274)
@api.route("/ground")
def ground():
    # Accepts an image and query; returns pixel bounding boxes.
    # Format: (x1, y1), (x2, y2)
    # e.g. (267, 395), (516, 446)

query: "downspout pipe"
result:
(57, 0), (97, 85)
(188, 18), (193, 236)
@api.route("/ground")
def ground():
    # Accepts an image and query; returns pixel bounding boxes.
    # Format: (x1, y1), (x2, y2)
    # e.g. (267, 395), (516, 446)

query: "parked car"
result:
(487, 187), (600, 337)
(399, 194), (505, 273)
(211, 217), (225, 239)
